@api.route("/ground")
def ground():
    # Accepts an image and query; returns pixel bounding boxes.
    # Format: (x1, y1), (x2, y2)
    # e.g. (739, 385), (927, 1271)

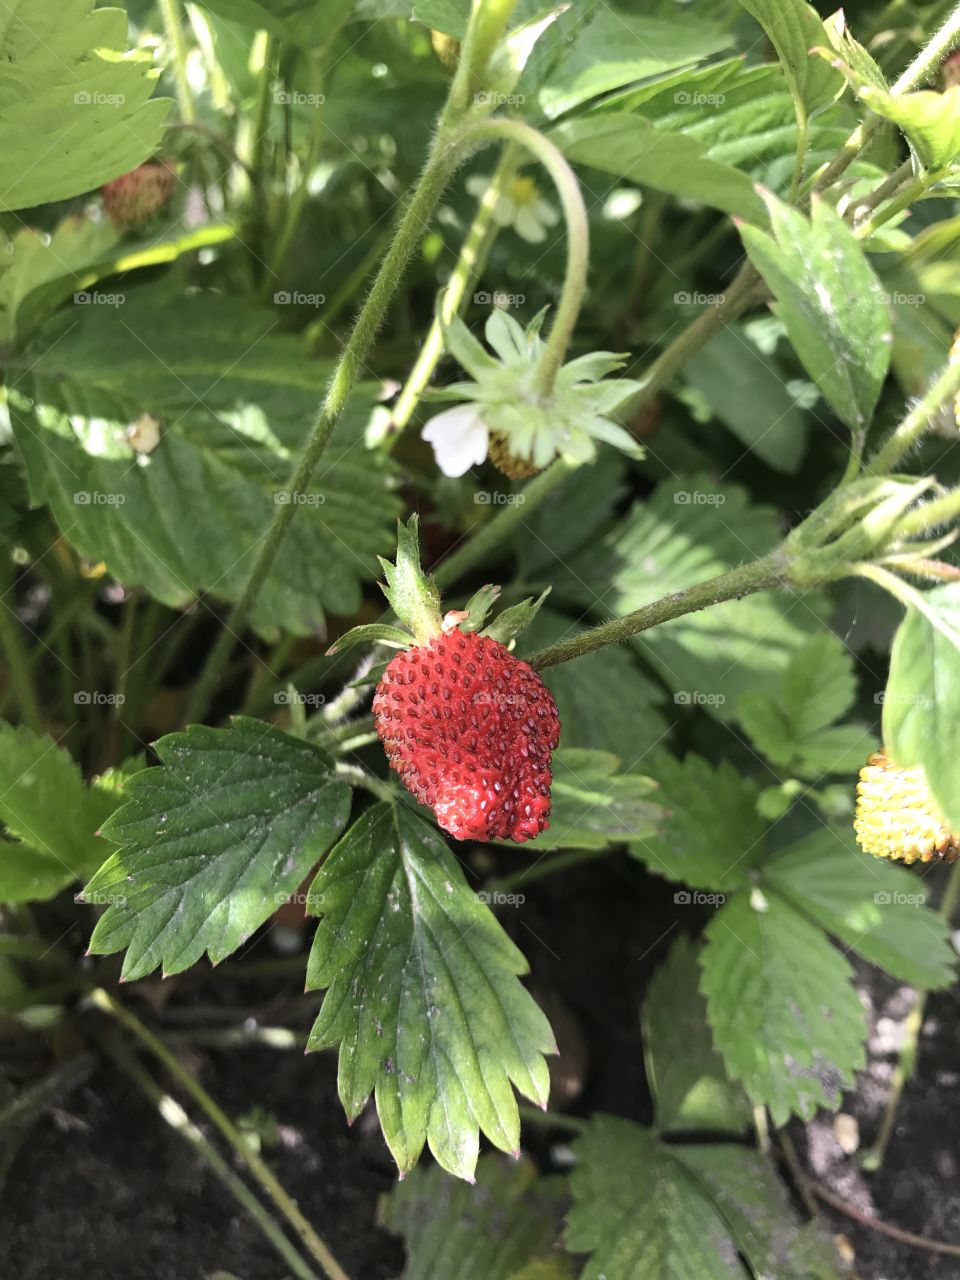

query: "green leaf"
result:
(763, 829), (956, 989)
(539, 10), (731, 118)
(325, 624), (412, 656)
(194, 0), (353, 44)
(562, 475), (823, 717)
(0, 0), (170, 211)
(379, 1155), (566, 1278)
(883, 583), (960, 832)
(736, 0), (844, 120)
(0, 722), (110, 901)
(630, 753), (762, 890)
(643, 934), (751, 1134)
(737, 632), (871, 777)
(814, 10), (888, 93)
(684, 325), (810, 473)
(672, 1143), (841, 1279)
(553, 114), (768, 224)
(859, 85), (960, 171)
(516, 748), (663, 852)
(8, 286), (401, 638)
(481, 590), (549, 647)
(566, 1117), (746, 1280)
(739, 191), (892, 430)
(700, 890), (866, 1123)
(379, 516), (443, 644)
(85, 718), (351, 980)
(519, 609), (667, 762)
(305, 802), (555, 1180)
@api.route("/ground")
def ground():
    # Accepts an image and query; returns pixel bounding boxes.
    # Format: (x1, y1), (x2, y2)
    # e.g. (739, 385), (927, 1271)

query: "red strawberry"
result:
(372, 627), (560, 843)
(101, 161), (176, 231)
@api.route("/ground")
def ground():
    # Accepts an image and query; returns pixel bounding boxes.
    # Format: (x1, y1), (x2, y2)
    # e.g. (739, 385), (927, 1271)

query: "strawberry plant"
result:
(5, 1), (960, 1277)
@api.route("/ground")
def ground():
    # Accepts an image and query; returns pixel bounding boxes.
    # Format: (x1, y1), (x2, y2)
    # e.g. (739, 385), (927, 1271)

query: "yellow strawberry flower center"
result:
(854, 749), (960, 863)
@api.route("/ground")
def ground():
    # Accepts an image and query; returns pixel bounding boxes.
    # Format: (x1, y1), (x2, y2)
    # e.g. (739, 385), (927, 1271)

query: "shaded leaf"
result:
(0, 0), (169, 211)
(736, 0), (844, 120)
(700, 890), (866, 1123)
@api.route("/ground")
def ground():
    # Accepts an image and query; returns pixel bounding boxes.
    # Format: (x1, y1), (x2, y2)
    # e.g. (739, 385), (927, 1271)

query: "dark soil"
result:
(2, 854), (959, 1280)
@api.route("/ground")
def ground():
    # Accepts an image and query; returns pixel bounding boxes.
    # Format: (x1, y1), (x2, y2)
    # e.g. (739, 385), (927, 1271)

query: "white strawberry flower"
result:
(466, 172), (560, 244)
(421, 403), (489, 478)
(420, 309), (646, 478)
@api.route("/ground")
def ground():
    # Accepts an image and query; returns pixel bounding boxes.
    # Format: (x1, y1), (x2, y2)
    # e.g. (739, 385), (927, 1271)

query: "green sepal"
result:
(460, 584), (502, 633)
(377, 515), (443, 644)
(482, 589), (550, 647)
(326, 623), (413, 657)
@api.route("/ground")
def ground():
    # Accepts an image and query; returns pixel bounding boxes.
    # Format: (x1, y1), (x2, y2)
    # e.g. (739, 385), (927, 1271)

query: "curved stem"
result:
(528, 553), (785, 669)
(183, 127), (466, 724)
(385, 142), (521, 445)
(159, 0), (196, 124)
(462, 118), (589, 395)
(866, 354), (960, 474)
(90, 990), (350, 1280)
(445, 0), (521, 118)
(433, 460), (574, 588)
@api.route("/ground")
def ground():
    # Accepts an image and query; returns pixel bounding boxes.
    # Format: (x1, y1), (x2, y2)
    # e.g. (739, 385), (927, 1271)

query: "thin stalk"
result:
(788, 111), (809, 203)
(493, 845), (618, 893)
(867, 355), (960, 473)
(850, 157), (915, 225)
(896, 487), (960, 539)
(101, 1036), (320, 1280)
(806, 4), (960, 196)
(102, 593), (137, 769)
(861, 859), (960, 1171)
(159, 0), (196, 124)
(89, 989), (350, 1280)
(460, 118), (589, 396)
(386, 143), (520, 443)
(183, 125), (465, 725)
(855, 172), (933, 240)
(516, 1103), (589, 1136)
(0, 557), (43, 732)
(433, 460), (574, 589)
(528, 553), (785, 670)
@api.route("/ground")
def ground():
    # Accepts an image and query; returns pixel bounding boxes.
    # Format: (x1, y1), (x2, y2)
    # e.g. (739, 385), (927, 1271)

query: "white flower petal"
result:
(492, 197), (517, 227)
(535, 199), (560, 227)
(466, 174), (489, 198)
(515, 207), (546, 242)
(422, 404), (489, 477)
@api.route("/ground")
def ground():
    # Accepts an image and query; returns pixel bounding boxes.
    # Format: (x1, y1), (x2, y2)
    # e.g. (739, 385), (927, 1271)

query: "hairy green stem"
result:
(433, 461), (574, 589)
(445, 0), (521, 118)
(897, 486), (960, 538)
(386, 143), (520, 443)
(90, 990), (350, 1280)
(184, 128), (465, 723)
(0, 556), (43, 732)
(159, 0), (196, 124)
(461, 117), (590, 396)
(866, 354), (960, 474)
(528, 553), (785, 670)
(101, 1036), (320, 1280)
